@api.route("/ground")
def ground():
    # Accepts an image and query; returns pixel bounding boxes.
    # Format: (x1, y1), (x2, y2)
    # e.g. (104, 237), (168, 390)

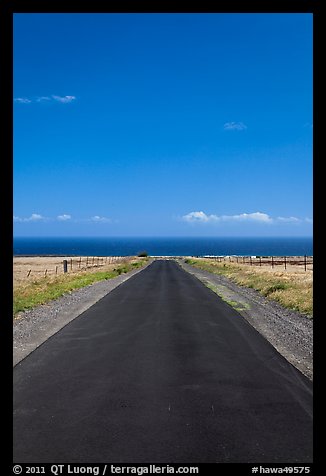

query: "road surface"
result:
(13, 260), (313, 463)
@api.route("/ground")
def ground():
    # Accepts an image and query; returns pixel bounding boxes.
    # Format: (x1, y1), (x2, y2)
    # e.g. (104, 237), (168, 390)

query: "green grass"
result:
(204, 282), (251, 312)
(13, 258), (148, 317)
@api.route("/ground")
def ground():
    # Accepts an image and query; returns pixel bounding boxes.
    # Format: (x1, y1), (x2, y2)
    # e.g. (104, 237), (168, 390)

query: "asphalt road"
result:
(13, 260), (313, 463)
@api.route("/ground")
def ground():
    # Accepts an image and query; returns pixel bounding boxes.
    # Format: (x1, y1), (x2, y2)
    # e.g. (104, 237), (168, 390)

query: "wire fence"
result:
(14, 255), (313, 282)
(198, 255), (313, 271)
(21, 256), (129, 279)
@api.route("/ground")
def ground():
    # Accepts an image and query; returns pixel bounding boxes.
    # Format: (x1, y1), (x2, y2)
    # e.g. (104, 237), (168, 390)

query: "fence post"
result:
(304, 255), (307, 272)
(79, 257), (81, 268)
(44, 269), (47, 277)
(271, 256), (274, 269)
(250, 256), (252, 266)
(259, 256), (262, 266)
(27, 269), (31, 277)
(55, 266), (58, 275)
(63, 260), (68, 273)
(284, 256), (287, 270)
(70, 258), (73, 271)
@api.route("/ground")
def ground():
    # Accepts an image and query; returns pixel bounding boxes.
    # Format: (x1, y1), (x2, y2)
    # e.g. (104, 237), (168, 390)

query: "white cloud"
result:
(90, 215), (111, 223)
(57, 214), (71, 221)
(14, 98), (32, 104)
(37, 96), (51, 102)
(181, 211), (309, 225)
(276, 216), (301, 223)
(182, 211), (272, 223)
(28, 213), (45, 221)
(14, 95), (77, 104)
(52, 95), (76, 103)
(223, 121), (247, 131)
(14, 213), (47, 222)
(182, 211), (219, 223)
(221, 212), (272, 223)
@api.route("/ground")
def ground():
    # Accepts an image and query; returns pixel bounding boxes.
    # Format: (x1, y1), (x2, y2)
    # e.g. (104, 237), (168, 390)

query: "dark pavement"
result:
(13, 260), (313, 463)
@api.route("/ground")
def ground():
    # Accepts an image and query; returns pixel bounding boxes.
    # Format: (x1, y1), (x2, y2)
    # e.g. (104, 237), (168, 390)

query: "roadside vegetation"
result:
(185, 258), (313, 317)
(13, 257), (149, 318)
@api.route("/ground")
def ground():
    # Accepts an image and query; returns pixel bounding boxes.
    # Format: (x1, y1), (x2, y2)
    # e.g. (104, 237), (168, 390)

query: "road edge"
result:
(177, 259), (313, 381)
(13, 260), (153, 367)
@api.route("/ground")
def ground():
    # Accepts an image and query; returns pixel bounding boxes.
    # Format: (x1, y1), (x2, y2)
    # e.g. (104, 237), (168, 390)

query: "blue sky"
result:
(13, 13), (313, 237)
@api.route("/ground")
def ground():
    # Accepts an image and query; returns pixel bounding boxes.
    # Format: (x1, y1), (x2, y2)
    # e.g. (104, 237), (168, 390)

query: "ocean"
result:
(13, 236), (313, 257)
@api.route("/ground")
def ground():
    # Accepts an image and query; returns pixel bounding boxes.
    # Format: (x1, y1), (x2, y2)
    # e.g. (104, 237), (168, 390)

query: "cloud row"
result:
(14, 214), (111, 223)
(14, 95), (76, 104)
(14, 211), (313, 226)
(181, 211), (312, 225)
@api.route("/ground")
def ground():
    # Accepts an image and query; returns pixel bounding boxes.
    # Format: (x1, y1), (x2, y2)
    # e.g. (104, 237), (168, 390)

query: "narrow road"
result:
(13, 260), (313, 463)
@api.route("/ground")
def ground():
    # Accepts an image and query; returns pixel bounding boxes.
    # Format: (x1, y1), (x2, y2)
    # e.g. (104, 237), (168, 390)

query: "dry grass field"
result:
(186, 257), (313, 317)
(13, 255), (313, 317)
(13, 256), (147, 316)
(13, 256), (129, 288)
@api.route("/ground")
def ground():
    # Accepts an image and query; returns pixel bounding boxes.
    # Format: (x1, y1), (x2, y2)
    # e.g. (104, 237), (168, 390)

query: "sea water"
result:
(13, 236), (313, 257)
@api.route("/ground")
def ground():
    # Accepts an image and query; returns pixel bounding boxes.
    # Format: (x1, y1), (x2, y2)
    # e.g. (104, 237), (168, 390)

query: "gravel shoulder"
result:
(178, 260), (313, 381)
(13, 262), (152, 367)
